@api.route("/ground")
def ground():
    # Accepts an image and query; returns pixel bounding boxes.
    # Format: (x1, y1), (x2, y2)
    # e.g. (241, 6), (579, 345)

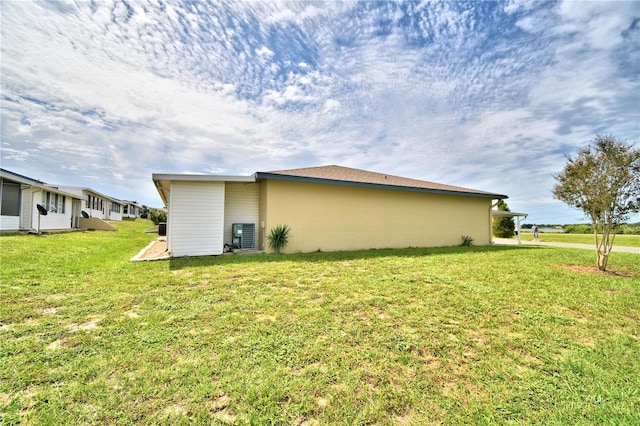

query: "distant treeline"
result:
(522, 223), (640, 235)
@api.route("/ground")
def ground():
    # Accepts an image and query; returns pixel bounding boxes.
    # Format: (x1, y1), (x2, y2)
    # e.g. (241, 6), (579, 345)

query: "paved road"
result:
(493, 238), (639, 254)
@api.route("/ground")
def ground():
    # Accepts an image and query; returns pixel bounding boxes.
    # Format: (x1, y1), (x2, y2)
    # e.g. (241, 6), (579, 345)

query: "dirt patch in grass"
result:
(556, 264), (637, 278)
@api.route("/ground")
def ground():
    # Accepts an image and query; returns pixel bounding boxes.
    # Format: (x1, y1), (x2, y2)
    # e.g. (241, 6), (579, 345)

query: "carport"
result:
(491, 210), (528, 245)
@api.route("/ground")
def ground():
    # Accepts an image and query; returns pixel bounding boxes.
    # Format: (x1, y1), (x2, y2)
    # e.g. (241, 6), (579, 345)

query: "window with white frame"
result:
(87, 194), (105, 211)
(42, 191), (65, 213)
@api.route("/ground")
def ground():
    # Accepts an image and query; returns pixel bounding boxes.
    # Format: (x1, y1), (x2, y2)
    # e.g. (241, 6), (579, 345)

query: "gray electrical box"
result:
(231, 223), (256, 249)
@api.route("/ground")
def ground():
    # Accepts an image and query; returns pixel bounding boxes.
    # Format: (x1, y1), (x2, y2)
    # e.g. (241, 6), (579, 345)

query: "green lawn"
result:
(2, 220), (639, 424)
(517, 232), (640, 247)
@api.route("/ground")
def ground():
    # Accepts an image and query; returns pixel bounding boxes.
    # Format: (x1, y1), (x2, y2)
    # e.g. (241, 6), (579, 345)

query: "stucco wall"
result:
(261, 180), (492, 253)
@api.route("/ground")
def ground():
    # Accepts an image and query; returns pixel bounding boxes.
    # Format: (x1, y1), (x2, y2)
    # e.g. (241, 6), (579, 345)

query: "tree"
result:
(148, 208), (167, 225)
(553, 134), (640, 271)
(493, 200), (515, 238)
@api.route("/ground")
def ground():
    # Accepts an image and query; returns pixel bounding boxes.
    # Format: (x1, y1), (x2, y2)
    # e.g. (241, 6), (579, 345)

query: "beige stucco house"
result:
(152, 165), (507, 256)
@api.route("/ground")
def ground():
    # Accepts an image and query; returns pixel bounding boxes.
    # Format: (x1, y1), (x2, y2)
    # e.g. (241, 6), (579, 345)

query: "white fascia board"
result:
(152, 173), (256, 206)
(491, 211), (528, 218)
(56, 186), (121, 203)
(151, 173), (256, 183)
(40, 185), (83, 200)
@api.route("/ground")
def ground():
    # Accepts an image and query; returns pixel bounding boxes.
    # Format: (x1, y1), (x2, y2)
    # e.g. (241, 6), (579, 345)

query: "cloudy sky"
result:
(2, 0), (639, 223)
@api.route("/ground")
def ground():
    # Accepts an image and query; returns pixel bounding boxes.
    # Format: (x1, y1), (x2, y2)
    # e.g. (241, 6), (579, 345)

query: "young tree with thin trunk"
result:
(553, 134), (640, 271)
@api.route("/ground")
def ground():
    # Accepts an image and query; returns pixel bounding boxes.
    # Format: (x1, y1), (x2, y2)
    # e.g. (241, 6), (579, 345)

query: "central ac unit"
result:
(231, 223), (256, 249)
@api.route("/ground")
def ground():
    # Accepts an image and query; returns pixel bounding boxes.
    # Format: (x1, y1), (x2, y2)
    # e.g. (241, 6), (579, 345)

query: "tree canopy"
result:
(553, 134), (640, 270)
(493, 200), (515, 238)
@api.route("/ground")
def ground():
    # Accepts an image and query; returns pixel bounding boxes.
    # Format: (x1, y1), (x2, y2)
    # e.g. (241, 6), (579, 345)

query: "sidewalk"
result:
(493, 238), (639, 254)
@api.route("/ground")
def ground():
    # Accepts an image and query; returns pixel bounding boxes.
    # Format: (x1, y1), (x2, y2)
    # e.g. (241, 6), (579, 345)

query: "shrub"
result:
(563, 224), (593, 234)
(620, 223), (640, 235)
(148, 208), (167, 225)
(460, 235), (474, 246)
(267, 224), (291, 254)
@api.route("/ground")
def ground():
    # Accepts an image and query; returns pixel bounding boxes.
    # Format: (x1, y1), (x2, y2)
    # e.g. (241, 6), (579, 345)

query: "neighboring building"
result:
(0, 168), (82, 232)
(122, 201), (144, 219)
(152, 165), (508, 257)
(56, 186), (124, 222)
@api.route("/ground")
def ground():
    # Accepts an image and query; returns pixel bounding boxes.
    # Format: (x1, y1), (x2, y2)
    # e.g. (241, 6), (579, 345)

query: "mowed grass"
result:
(1, 220), (639, 425)
(518, 232), (640, 247)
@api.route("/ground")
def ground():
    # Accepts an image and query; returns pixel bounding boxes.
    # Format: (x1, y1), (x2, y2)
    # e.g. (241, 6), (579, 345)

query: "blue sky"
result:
(1, 0), (639, 224)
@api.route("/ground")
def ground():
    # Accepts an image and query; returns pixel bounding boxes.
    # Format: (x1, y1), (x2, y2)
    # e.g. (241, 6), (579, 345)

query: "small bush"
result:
(563, 224), (593, 234)
(148, 208), (167, 225)
(460, 235), (474, 246)
(267, 224), (291, 254)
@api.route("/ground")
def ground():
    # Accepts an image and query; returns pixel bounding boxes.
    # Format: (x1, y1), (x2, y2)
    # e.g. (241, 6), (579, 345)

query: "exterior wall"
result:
(59, 188), (113, 220)
(258, 181), (268, 250)
(261, 180), (493, 253)
(108, 205), (123, 221)
(84, 196), (107, 219)
(88, 206), (105, 219)
(28, 189), (74, 230)
(0, 216), (20, 231)
(168, 181), (225, 256)
(123, 204), (142, 219)
(223, 182), (259, 247)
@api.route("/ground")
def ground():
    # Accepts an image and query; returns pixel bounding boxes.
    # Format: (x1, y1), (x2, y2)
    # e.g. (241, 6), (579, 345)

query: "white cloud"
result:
(1, 0), (637, 222)
(256, 46), (274, 57)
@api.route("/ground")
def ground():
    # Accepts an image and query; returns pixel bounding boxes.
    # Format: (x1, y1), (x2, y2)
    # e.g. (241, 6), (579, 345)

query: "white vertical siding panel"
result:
(169, 181), (225, 256)
(34, 196), (73, 230)
(20, 188), (34, 230)
(0, 216), (20, 231)
(223, 183), (259, 245)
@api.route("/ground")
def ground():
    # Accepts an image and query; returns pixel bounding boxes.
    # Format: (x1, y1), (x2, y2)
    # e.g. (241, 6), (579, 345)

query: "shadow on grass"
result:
(168, 244), (541, 270)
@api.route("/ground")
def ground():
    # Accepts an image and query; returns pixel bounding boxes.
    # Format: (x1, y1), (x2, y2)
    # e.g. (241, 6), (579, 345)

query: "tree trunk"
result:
(593, 222), (611, 272)
(597, 251), (608, 271)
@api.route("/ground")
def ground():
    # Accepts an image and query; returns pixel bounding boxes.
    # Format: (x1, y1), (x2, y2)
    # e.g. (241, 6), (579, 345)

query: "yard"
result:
(1, 220), (639, 424)
(517, 231), (640, 247)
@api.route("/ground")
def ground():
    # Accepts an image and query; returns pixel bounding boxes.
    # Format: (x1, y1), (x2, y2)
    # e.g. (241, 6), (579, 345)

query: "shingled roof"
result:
(256, 165), (507, 199)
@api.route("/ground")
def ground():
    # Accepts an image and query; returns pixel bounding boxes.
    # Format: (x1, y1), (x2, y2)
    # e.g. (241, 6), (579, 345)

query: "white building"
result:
(0, 169), (82, 232)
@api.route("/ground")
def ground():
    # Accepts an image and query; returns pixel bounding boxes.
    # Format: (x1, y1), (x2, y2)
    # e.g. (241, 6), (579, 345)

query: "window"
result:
(0, 180), (20, 216)
(42, 190), (65, 213)
(111, 202), (120, 213)
(87, 194), (103, 211)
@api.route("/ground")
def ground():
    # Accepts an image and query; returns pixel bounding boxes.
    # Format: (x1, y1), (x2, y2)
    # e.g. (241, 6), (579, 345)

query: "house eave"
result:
(152, 173), (256, 206)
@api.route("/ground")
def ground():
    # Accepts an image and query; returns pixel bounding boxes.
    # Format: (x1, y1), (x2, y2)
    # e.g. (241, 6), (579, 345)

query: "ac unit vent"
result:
(231, 223), (256, 249)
